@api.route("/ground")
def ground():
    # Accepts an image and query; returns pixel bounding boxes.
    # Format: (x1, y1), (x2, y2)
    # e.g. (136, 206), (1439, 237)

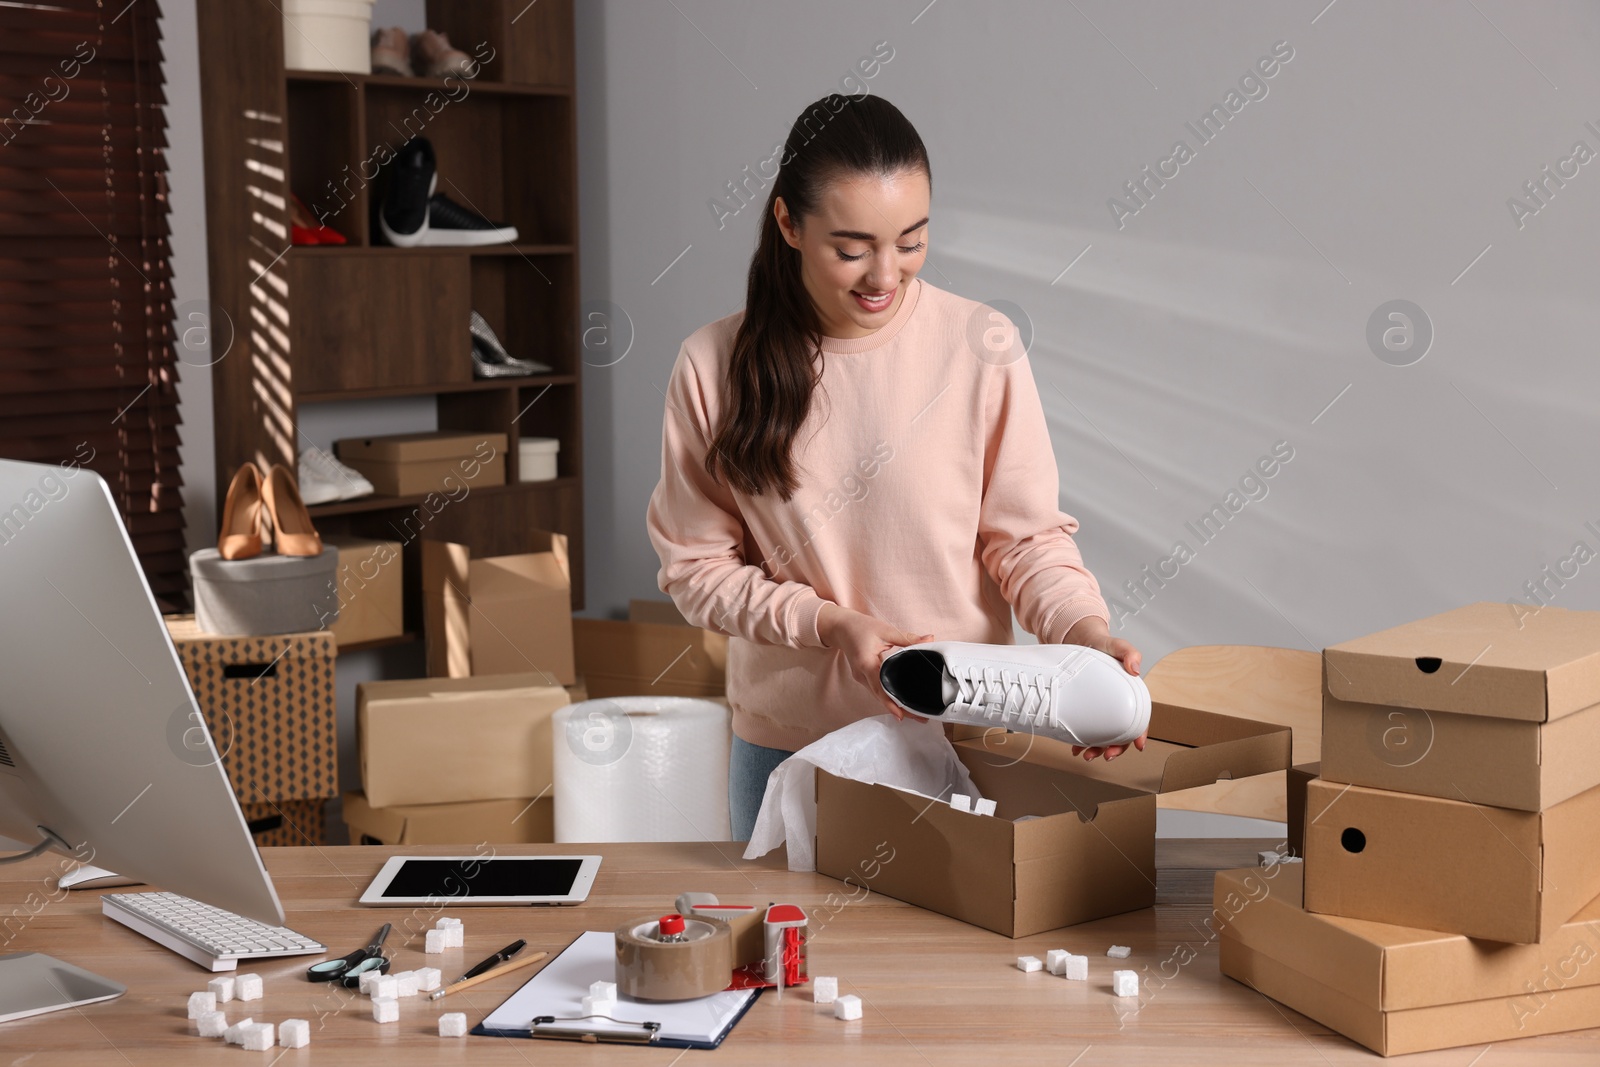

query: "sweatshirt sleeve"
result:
(976, 333), (1111, 646)
(645, 345), (832, 650)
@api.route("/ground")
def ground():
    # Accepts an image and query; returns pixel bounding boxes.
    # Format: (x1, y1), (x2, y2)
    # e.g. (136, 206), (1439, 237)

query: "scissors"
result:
(307, 923), (392, 987)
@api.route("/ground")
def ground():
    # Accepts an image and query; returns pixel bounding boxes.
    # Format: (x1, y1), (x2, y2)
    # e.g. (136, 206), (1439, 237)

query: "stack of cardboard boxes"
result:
(1218, 602), (1600, 1056)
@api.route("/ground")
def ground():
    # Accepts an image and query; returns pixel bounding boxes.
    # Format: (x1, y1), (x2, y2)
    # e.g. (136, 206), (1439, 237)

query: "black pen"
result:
(455, 939), (527, 983)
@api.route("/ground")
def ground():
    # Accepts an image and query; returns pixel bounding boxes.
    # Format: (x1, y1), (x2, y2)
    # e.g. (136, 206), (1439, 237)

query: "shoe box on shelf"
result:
(421, 531), (574, 682)
(815, 703), (1290, 938)
(282, 0), (374, 75)
(1215, 864), (1600, 1057)
(333, 431), (507, 498)
(163, 616), (338, 840)
(1303, 602), (1600, 944)
(355, 672), (585, 823)
(322, 535), (404, 648)
(571, 599), (728, 700)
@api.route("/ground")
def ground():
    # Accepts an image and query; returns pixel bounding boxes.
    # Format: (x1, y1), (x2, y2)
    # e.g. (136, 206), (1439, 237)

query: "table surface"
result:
(1, 839), (1596, 1065)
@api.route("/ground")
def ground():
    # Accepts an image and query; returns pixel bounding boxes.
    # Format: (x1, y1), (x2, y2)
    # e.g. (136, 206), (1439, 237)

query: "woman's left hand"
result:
(1060, 615), (1147, 762)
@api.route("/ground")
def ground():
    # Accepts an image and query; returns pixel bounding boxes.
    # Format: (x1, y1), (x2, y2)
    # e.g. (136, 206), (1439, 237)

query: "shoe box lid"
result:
(335, 431), (509, 463)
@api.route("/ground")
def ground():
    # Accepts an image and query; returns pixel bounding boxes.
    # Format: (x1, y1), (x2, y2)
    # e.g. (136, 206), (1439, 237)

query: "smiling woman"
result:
(646, 93), (1137, 841)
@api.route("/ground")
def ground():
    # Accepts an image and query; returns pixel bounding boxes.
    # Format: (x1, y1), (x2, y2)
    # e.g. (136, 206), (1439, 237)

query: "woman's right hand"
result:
(818, 603), (932, 720)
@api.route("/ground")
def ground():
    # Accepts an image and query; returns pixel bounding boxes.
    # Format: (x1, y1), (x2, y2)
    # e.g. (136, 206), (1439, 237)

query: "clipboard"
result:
(472, 931), (762, 1049)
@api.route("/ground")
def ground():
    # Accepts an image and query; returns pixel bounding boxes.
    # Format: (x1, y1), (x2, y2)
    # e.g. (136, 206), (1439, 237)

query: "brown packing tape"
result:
(614, 917), (734, 1002)
(689, 906), (765, 970)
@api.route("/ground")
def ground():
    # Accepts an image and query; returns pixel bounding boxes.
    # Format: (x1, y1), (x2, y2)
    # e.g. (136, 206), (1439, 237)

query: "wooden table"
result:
(1, 840), (1595, 1064)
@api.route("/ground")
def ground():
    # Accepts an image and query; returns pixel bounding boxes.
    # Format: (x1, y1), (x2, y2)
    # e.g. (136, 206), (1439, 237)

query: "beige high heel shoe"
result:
(262, 463), (322, 557)
(217, 462), (265, 560)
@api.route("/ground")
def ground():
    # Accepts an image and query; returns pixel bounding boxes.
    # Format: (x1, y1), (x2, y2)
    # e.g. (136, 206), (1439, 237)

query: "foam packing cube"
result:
(949, 793), (972, 812)
(439, 1012), (468, 1038)
(234, 972), (263, 1001)
(1107, 945), (1131, 959)
(186, 991), (216, 1019)
(425, 929), (447, 953)
(371, 974), (399, 1000)
(371, 996), (399, 1023)
(196, 1011), (228, 1038)
(445, 924), (464, 948)
(1045, 949), (1069, 975)
(1112, 970), (1139, 997)
(279, 1018), (310, 1048)
(582, 994), (616, 1016)
(242, 1023), (275, 1051)
(833, 994), (863, 1021)
(207, 975), (235, 1003)
(1016, 955), (1043, 973)
(812, 976), (838, 1004)
(395, 971), (421, 998)
(590, 980), (617, 1001)
(974, 798), (997, 817)
(1064, 954), (1088, 981)
(418, 967), (442, 992)
(222, 1018), (254, 1045)
(358, 968), (384, 995)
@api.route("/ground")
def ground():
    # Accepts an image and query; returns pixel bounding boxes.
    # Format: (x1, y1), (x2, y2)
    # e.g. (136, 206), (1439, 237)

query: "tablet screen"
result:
(379, 858), (584, 899)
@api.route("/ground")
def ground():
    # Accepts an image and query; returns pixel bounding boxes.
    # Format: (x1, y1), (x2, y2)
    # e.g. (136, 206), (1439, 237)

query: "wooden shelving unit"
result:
(196, 0), (584, 644)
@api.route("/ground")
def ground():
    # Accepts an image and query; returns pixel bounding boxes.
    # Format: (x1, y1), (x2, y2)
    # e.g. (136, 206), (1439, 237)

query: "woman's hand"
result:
(1061, 614), (1148, 762)
(818, 603), (932, 721)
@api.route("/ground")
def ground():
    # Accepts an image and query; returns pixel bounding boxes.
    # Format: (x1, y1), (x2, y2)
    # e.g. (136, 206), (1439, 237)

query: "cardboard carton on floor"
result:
(342, 791), (553, 845)
(324, 535), (404, 648)
(421, 532), (575, 683)
(357, 673), (584, 808)
(1321, 601), (1600, 811)
(1215, 865), (1600, 1057)
(815, 705), (1291, 937)
(573, 617), (726, 699)
(1303, 777), (1600, 943)
(1285, 761), (1319, 858)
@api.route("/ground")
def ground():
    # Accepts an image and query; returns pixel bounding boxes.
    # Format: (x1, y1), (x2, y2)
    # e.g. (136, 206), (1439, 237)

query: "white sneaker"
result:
(297, 447), (374, 505)
(879, 641), (1151, 748)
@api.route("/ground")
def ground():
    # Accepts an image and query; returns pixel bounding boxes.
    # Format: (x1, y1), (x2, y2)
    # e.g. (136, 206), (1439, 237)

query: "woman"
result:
(646, 93), (1146, 842)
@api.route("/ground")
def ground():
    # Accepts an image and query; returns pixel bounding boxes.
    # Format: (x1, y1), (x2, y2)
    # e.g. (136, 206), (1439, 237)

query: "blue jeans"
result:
(728, 735), (795, 843)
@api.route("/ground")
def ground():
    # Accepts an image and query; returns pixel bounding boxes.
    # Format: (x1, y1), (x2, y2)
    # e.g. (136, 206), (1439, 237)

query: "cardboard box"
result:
(358, 673), (582, 807)
(324, 536), (404, 648)
(1215, 865), (1600, 1056)
(1285, 761), (1319, 858)
(240, 799), (329, 846)
(627, 598), (690, 626)
(334, 431), (506, 497)
(422, 532), (575, 683)
(1304, 778), (1600, 943)
(341, 791), (553, 845)
(815, 704), (1291, 937)
(573, 618), (726, 699)
(1322, 602), (1600, 811)
(164, 616), (338, 804)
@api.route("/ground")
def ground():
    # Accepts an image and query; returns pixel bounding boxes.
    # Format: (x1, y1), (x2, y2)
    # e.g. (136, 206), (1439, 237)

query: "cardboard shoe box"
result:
(324, 535), (404, 648)
(815, 705), (1291, 938)
(1215, 865), (1600, 1057)
(342, 791), (553, 845)
(573, 618), (727, 699)
(334, 431), (507, 498)
(164, 616), (338, 804)
(422, 532), (575, 683)
(1322, 601), (1600, 811)
(1304, 777), (1600, 943)
(357, 672), (582, 808)
(1284, 761), (1319, 858)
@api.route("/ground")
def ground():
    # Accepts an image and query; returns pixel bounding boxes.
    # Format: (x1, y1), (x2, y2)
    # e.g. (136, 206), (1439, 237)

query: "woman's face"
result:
(776, 168), (929, 340)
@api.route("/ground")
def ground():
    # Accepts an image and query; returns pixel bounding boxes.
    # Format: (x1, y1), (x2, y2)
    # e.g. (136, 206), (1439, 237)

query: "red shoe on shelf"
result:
(291, 194), (347, 246)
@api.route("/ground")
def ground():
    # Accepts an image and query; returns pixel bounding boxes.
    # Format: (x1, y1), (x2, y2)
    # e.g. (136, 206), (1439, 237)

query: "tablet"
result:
(358, 855), (602, 907)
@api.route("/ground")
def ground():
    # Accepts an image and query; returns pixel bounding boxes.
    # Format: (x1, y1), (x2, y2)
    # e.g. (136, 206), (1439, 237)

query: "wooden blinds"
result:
(0, 0), (187, 610)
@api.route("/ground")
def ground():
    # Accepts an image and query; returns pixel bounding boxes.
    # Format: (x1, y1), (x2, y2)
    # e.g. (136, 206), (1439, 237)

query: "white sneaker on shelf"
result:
(878, 641), (1150, 748)
(297, 447), (374, 505)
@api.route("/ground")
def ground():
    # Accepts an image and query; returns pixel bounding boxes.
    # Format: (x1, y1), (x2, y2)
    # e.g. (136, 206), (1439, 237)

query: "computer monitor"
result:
(0, 458), (285, 926)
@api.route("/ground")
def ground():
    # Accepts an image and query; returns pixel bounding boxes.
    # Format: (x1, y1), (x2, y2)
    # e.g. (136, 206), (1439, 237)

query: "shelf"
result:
(299, 374), (576, 404)
(337, 632), (419, 655)
(288, 244), (576, 257)
(286, 69), (571, 97)
(307, 477), (578, 518)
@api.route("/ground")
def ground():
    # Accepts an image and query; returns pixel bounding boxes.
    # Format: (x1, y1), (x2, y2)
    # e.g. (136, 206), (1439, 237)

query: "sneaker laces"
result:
(944, 663), (1058, 730)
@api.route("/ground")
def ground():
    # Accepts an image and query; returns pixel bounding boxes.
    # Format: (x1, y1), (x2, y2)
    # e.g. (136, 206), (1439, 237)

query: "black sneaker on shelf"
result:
(377, 137), (437, 247)
(470, 310), (553, 378)
(425, 193), (519, 247)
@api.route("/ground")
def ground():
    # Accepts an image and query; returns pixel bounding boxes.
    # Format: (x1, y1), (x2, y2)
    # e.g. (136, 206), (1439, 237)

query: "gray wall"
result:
(160, 2), (1600, 832)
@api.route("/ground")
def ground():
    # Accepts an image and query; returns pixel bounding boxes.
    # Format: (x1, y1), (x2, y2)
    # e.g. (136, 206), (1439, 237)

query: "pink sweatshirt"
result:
(645, 276), (1111, 751)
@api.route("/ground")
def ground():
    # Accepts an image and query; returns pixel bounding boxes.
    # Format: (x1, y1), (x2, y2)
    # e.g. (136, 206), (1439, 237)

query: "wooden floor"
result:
(1, 839), (1597, 1064)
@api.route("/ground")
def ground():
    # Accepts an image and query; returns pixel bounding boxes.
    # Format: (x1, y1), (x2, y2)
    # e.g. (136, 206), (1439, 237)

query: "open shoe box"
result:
(815, 704), (1290, 937)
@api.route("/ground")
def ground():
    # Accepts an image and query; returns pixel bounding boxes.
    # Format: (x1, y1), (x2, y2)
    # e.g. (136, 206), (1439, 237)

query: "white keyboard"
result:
(102, 891), (325, 972)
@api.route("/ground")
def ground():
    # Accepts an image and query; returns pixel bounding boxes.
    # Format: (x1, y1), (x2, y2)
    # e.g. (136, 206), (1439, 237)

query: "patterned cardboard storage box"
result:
(164, 615), (338, 804)
(240, 799), (330, 845)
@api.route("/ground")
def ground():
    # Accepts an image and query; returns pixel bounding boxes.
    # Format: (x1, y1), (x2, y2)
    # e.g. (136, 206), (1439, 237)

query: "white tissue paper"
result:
(743, 714), (983, 871)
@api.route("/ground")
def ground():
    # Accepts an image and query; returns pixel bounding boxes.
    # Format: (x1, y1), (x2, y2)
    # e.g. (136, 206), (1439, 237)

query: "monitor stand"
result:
(0, 827), (127, 1022)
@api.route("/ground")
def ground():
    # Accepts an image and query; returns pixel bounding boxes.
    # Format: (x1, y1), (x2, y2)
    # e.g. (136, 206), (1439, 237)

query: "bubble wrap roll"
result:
(553, 697), (731, 842)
